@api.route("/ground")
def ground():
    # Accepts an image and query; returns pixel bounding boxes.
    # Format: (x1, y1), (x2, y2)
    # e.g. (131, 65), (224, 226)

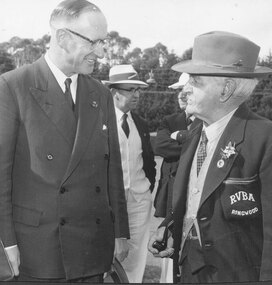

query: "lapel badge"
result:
(217, 141), (236, 169)
(91, 101), (98, 108)
(217, 159), (224, 168)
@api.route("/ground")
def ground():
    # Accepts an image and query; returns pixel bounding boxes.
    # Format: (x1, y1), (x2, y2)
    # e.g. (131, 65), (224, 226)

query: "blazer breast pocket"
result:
(220, 174), (261, 220)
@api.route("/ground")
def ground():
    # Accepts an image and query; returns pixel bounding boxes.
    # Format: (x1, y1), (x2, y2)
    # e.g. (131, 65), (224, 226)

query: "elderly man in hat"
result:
(148, 31), (272, 283)
(154, 73), (201, 283)
(103, 64), (156, 283)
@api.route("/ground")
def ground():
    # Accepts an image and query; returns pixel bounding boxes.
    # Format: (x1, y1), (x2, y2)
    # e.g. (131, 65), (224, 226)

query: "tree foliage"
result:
(0, 31), (271, 130)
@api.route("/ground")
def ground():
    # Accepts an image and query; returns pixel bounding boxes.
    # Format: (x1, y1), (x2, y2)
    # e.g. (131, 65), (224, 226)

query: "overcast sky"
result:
(1, 0), (272, 58)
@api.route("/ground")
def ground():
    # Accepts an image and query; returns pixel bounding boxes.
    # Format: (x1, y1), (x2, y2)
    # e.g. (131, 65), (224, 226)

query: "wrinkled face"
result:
(177, 89), (188, 110)
(183, 75), (223, 124)
(63, 11), (108, 75)
(113, 84), (142, 113)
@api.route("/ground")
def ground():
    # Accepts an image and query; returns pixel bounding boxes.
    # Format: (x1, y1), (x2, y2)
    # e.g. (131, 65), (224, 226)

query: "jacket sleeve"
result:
(259, 141), (272, 281)
(155, 117), (183, 159)
(143, 128), (156, 192)
(106, 88), (130, 239)
(0, 77), (19, 247)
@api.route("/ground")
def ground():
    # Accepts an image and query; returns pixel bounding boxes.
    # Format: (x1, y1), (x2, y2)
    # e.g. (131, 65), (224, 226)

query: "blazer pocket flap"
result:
(223, 174), (258, 185)
(221, 174), (261, 220)
(13, 205), (42, 227)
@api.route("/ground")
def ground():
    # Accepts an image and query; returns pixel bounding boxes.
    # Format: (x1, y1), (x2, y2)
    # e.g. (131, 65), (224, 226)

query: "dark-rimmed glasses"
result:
(114, 87), (142, 93)
(65, 28), (108, 49)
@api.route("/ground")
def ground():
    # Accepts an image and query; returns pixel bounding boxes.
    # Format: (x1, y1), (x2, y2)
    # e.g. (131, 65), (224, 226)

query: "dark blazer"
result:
(154, 112), (187, 217)
(131, 112), (156, 191)
(0, 57), (129, 280)
(163, 103), (272, 282)
(154, 112), (201, 217)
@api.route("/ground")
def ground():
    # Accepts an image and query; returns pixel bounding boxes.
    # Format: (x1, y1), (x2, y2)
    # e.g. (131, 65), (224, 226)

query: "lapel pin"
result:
(91, 101), (98, 108)
(217, 141), (236, 169)
(217, 159), (224, 168)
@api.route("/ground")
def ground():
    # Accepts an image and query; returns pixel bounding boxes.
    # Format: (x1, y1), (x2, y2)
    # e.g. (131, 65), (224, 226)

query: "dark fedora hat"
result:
(172, 31), (272, 78)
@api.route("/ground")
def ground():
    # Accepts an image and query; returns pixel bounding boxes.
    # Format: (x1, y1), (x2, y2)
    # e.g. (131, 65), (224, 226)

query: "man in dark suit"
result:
(149, 31), (272, 283)
(154, 73), (201, 283)
(154, 72), (200, 219)
(0, 0), (129, 282)
(103, 64), (156, 283)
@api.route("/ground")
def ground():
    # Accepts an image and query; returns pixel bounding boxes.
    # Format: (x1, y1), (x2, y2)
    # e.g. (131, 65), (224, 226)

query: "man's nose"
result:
(133, 90), (140, 98)
(94, 45), (105, 59)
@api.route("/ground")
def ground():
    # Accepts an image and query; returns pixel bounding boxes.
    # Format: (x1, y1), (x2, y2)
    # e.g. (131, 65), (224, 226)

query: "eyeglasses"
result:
(65, 28), (109, 49)
(115, 87), (142, 93)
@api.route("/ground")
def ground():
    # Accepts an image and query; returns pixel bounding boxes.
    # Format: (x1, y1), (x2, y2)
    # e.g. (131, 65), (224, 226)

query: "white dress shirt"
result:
(114, 107), (150, 202)
(44, 53), (78, 103)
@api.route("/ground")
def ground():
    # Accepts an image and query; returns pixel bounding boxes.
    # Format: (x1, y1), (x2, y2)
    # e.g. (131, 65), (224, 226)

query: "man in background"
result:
(0, 0), (129, 282)
(104, 64), (156, 283)
(154, 72), (201, 283)
(149, 31), (272, 283)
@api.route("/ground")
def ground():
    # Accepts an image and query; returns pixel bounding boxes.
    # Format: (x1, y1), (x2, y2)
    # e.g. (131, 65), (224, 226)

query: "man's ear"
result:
(220, 79), (236, 102)
(56, 29), (69, 51)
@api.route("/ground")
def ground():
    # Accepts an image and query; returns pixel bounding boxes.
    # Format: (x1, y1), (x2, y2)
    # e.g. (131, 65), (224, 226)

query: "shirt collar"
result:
(203, 108), (238, 143)
(44, 53), (78, 92)
(115, 107), (132, 122)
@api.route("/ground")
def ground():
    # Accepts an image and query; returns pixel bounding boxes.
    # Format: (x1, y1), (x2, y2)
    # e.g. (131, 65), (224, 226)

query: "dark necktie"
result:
(186, 116), (193, 129)
(121, 113), (130, 138)
(64, 78), (75, 112)
(196, 130), (208, 176)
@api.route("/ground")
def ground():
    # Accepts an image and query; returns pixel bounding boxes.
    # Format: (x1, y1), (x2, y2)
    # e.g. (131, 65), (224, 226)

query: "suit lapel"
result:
(199, 104), (249, 208)
(29, 57), (77, 147)
(172, 123), (203, 211)
(61, 75), (100, 184)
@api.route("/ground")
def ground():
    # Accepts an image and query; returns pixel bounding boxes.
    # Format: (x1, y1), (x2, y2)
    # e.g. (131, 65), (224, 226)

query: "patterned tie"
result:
(64, 78), (75, 112)
(197, 130), (208, 176)
(121, 113), (130, 138)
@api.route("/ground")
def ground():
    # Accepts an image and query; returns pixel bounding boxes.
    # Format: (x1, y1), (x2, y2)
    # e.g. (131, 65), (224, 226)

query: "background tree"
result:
(0, 50), (15, 74)
(0, 31), (271, 131)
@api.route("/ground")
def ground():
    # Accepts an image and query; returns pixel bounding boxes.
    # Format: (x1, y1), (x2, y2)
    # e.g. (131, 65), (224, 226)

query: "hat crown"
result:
(109, 64), (139, 82)
(171, 30), (272, 77)
(192, 31), (260, 72)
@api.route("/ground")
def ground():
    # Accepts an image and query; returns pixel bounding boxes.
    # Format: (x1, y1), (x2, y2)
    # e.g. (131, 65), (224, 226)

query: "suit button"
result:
(60, 218), (66, 226)
(199, 216), (208, 221)
(104, 154), (109, 160)
(96, 218), (101, 224)
(204, 241), (213, 248)
(96, 186), (101, 193)
(47, 154), (53, 160)
(60, 187), (67, 194)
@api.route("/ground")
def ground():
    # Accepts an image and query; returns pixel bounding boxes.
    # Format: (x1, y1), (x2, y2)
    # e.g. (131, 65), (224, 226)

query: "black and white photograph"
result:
(0, 0), (272, 284)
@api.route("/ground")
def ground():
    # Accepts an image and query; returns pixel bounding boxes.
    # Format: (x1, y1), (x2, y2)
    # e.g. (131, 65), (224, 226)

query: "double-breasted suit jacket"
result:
(0, 57), (129, 279)
(163, 103), (272, 282)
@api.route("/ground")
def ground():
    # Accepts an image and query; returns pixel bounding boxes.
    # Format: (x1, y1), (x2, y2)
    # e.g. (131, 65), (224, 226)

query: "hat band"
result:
(195, 60), (254, 72)
(109, 73), (139, 82)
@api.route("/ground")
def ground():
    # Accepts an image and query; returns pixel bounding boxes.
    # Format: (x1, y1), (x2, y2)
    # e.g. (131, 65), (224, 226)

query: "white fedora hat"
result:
(168, 73), (189, 89)
(102, 64), (148, 87)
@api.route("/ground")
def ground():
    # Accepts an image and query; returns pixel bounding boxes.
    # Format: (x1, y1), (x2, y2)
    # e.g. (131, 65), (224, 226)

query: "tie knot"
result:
(64, 78), (72, 89)
(201, 130), (208, 143)
(186, 116), (192, 126)
(123, 113), (128, 120)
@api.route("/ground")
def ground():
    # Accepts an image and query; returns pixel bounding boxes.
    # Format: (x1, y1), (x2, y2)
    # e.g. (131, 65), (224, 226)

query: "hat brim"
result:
(102, 80), (148, 87)
(172, 60), (272, 78)
(168, 82), (183, 89)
